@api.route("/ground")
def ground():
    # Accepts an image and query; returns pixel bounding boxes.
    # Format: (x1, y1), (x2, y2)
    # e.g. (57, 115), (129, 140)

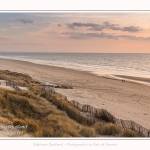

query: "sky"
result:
(0, 12), (150, 53)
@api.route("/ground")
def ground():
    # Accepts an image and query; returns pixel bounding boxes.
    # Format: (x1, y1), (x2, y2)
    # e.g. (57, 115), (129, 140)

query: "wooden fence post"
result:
(89, 106), (91, 114)
(81, 104), (83, 112)
(121, 120), (124, 129)
(131, 121), (134, 130)
(148, 131), (150, 137)
(95, 110), (97, 117)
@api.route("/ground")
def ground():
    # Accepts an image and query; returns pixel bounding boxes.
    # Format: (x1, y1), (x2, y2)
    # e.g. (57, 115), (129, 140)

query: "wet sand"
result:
(0, 58), (150, 130)
(114, 75), (150, 83)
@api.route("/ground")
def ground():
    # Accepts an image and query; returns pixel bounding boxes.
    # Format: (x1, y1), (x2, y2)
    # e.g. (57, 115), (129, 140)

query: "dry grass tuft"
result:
(94, 122), (121, 136)
(121, 129), (138, 137)
(79, 126), (96, 137)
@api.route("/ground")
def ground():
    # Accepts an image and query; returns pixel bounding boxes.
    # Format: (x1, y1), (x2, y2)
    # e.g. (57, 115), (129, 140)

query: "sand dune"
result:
(0, 58), (150, 130)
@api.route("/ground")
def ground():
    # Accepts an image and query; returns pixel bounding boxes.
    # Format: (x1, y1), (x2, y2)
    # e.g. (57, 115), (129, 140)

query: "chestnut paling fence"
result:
(1, 80), (150, 137)
(6, 80), (26, 91)
(41, 86), (95, 125)
(42, 86), (150, 137)
(70, 100), (150, 137)
(0, 79), (26, 91)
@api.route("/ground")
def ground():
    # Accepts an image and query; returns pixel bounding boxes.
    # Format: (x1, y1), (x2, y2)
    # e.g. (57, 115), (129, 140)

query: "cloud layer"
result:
(0, 37), (9, 41)
(67, 21), (142, 33)
(17, 19), (35, 24)
(1, 13), (150, 52)
(62, 32), (150, 41)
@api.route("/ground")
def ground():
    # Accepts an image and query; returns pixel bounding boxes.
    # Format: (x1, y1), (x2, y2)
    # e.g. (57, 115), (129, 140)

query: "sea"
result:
(0, 52), (150, 85)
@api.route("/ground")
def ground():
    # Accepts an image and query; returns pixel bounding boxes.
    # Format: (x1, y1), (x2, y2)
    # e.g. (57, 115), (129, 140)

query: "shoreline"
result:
(105, 74), (150, 87)
(0, 58), (150, 130)
(0, 57), (150, 86)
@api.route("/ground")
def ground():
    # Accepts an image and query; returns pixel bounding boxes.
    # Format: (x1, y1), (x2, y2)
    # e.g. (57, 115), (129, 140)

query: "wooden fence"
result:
(0, 79), (26, 91)
(42, 86), (150, 137)
(70, 100), (150, 137)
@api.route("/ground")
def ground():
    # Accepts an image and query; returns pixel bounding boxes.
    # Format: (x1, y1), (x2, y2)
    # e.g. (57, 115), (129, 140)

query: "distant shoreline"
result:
(0, 56), (150, 87)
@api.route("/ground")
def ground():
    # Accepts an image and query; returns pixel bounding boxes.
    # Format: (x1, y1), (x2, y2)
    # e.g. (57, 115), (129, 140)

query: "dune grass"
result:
(0, 70), (41, 93)
(41, 92), (95, 126)
(121, 129), (138, 137)
(94, 122), (121, 136)
(0, 88), (98, 137)
(0, 70), (140, 137)
(93, 122), (140, 137)
(79, 126), (96, 137)
(0, 87), (139, 137)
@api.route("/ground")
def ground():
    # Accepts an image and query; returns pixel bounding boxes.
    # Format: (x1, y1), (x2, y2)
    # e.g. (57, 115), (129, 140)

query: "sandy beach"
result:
(0, 58), (150, 130)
